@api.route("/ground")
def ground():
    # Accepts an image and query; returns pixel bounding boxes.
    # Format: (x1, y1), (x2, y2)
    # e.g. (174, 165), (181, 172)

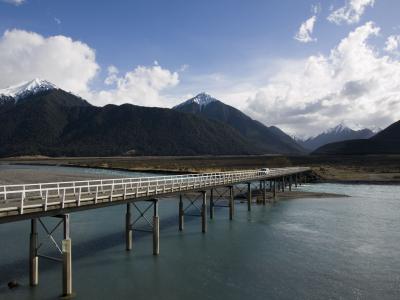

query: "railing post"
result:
(153, 199), (159, 255)
(201, 191), (207, 233)
(29, 218), (38, 286)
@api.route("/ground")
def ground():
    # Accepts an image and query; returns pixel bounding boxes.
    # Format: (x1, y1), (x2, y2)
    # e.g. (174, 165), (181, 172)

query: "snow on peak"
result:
(0, 78), (57, 101)
(174, 92), (217, 110)
(191, 93), (216, 106)
(324, 123), (352, 134)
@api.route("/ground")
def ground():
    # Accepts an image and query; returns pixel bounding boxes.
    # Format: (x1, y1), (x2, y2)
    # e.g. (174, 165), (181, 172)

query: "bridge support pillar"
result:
(247, 183), (251, 212)
(295, 175), (298, 188)
(289, 176), (292, 192)
(126, 203), (132, 251)
(273, 180), (277, 201)
(201, 191), (207, 233)
(281, 177), (285, 192)
(179, 195), (184, 231)
(29, 219), (38, 287)
(153, 199), (159, 255)
(263, 180), (267, 205)
(229, 186), (234, 220)
(209, 189), (214, 219)
(62, 214), (72, 298)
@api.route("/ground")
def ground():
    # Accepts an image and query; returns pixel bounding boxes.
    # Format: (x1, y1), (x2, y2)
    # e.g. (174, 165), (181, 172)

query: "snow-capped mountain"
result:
(0, 78), (57, 104)
(173, 93), (217, 110)
(173, 93), (305, 154)
(297, 123), (376, 151)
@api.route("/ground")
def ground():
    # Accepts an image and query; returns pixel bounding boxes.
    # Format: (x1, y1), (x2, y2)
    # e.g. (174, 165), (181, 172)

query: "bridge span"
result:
(0, 166), (310, 297)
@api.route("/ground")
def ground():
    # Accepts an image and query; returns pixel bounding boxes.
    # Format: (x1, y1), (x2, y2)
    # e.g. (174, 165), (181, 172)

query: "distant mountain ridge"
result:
(0, 81), (267, 157)
(173, 93), (305, 154)
(313, 120), (400, 155)
(297, 123), (376, 151)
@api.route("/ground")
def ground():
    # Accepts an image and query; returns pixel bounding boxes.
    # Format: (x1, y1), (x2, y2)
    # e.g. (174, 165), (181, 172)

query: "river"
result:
(0, 165), (399, 299)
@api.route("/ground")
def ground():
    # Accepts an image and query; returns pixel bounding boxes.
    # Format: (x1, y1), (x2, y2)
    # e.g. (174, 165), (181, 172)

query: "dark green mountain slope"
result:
(0, 90), (261, 157)
(173, 93), (304, 154)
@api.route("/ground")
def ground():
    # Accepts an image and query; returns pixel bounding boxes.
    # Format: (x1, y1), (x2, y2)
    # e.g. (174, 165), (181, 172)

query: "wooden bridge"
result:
(0, 166), (310, 297)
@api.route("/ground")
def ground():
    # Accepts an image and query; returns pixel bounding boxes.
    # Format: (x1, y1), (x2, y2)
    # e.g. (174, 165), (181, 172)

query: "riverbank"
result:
(1, 154), (400, 183)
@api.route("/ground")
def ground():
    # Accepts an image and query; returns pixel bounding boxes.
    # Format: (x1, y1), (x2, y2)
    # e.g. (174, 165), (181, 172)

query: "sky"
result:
(1, 0), (400, 137)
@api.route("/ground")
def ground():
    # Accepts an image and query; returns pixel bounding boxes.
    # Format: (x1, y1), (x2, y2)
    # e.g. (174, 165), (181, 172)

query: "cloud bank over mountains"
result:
(0, 29), (180, 107)
(0, 1), (399, 136)
(246, 22), (400, 136)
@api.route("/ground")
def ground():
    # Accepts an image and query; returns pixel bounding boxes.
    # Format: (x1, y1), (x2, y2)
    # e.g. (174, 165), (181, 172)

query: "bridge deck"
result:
(0, 167), (310, 223)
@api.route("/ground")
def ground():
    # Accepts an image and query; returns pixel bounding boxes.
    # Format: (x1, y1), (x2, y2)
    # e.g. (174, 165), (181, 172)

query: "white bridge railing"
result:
(0, 167), (310, 216)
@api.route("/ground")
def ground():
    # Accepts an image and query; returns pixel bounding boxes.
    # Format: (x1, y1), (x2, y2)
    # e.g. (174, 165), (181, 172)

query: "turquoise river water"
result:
(0, 165), (399, 299)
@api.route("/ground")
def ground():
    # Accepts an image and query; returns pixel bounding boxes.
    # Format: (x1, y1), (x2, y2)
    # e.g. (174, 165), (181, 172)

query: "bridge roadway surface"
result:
(0, 167), (310, 224)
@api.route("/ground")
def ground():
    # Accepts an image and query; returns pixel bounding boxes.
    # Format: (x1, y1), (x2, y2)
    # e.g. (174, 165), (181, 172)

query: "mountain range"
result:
(297, 124), (376, 152)
(173, 93), (304, 154)
(313, 121), (400, 155)
(0, 79), (304, 157)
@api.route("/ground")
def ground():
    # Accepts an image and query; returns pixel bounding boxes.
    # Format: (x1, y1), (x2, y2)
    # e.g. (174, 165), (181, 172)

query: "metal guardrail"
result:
(0, 167), (310, 217)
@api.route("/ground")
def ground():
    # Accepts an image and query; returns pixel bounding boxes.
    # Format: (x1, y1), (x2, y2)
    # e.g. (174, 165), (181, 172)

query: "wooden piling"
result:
(153, 199), (159, 255)
(201, 191), (207, 233)
(29, 219), (38, 286)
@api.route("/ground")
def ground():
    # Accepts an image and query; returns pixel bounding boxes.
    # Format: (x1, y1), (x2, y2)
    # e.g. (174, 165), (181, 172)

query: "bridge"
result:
(0, 166), (310, 297)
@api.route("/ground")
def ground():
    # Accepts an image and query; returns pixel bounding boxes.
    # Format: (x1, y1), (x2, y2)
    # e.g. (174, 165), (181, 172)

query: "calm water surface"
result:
(0, 165), (399, 299)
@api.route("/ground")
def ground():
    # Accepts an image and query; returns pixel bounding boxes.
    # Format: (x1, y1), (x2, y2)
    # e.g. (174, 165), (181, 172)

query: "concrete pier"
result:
(126, 204), (132, 251)
(273, 180), (277, 200)
(62, 214), (72, 297)
(179, 195), (184, 231)
(282, 177), (285, 192)
(209, 189), (214, 219)
(201, 191), (207, 233)
(263, 180), (267, 205)
(247, 183), (251, 211)
(29, 219), (38, 286)
(289, 176), (292, 191)
(229, 186), (234, 220)
(153, 199), (159, 255)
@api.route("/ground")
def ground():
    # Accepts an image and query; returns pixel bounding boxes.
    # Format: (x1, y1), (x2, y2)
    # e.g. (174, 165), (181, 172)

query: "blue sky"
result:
(1, 0), (400, 136)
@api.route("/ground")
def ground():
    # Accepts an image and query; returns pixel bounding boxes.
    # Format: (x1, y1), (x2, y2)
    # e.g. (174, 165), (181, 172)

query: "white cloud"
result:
(0, 29), (180, 107)
(385, 35), (400, 53)
(328, 0), (374, 25)
(93, 63), (179, 107)
(0, 29), (99, 95)
(294, 16), (317, 43)
(246, 22), (400, 137)
(1, 0), (24, 5)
